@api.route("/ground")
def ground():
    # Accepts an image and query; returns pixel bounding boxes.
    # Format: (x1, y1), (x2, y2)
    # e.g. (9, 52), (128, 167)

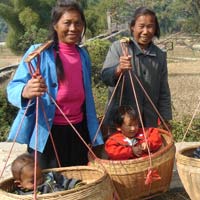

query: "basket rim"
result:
(176, 144), (200, 166)
(176, 144), (200, 155)
(0, 165), (110, 198)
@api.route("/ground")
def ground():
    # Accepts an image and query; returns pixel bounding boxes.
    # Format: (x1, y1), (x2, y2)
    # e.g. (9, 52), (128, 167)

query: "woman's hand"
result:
(22, 74), (47, 99)
(115, 55), (132, 77)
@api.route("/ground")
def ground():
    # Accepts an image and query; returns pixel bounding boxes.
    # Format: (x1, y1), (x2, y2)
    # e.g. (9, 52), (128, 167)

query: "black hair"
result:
(130, 6), (160, 39)
(113, 105), (138, 128)
(49, 0), (86, 80)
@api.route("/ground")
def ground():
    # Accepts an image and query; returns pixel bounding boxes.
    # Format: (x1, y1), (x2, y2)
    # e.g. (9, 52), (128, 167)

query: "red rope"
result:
(91, 73), (123, 145)
(91, 40), (130, 145)
(128, 71), (153, 167)
(132, 74), (170, 132)
(27, 62), (35, 76)
(119, 75), (125, 106)
(181, 99), (200, 142)
(0, 100), (32, 179)
(114, 40), (153, 164)
(46, 91), (97, 159)
(122, 38), (154, 175)
(120, 39), (162, 185)
(39, 99), (61, 167)
(33, 97), (39, 200)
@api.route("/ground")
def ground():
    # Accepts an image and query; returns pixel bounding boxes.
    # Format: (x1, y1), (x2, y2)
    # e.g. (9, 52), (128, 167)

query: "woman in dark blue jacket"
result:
(101, 7), (172, 131)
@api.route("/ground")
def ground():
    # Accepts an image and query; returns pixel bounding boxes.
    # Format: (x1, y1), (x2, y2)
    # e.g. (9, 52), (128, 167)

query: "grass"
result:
(0, 45), (21, 67)
(168, 45), (200, 58)
(168, 45), (200, 121)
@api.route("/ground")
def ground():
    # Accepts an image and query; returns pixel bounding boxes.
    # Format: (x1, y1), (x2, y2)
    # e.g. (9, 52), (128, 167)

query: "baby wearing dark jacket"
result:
(11, 153), (84, 195)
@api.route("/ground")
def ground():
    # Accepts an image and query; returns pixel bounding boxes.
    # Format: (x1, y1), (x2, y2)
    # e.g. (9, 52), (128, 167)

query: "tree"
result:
(0, 89), (18, 142)
(2, 0), (200, 54)
(85, 39), (111, 116)
(0, 0), (55, 54)
(0, 17), (7, 41)
(85, 39), (111, 86)
(170, 0), (200, 33)
(85, 0), (131, 37)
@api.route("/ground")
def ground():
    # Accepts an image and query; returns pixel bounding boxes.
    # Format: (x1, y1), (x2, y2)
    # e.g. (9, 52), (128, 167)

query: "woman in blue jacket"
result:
(7, 0), (103, 169)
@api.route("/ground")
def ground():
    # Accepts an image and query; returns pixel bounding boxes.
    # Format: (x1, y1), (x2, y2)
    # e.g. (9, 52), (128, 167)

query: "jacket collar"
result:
(131, 38), (157, 57)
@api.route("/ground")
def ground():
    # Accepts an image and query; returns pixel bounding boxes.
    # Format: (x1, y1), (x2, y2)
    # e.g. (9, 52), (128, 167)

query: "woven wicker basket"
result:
(0, 166), (114, 200)
(89, 129), (175, 200)
(176, 144), (200, 200)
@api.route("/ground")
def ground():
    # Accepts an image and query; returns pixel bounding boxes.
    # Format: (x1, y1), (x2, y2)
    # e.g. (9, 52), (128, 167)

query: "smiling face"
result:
(131, 14), (156, 50)
(54, 10), (84, 44)
(117, 113), (139, 139)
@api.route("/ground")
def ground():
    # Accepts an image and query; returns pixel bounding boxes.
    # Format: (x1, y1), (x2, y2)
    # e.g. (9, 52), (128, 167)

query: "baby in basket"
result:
(11, 153), (85, 195)
(105, 105), (163, 160)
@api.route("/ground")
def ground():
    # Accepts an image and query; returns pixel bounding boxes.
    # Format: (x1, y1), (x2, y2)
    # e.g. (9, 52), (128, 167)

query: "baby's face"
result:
(120, 114), (139, 138)
(19, 165), (43, 190)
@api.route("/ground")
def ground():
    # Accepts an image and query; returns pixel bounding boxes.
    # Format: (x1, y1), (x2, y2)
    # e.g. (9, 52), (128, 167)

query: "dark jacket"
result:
(14, 171), (83, 195)
(101, 39), (172, 128)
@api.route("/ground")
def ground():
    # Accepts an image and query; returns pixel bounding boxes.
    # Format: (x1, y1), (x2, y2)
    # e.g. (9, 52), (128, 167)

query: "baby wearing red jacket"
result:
(105, 105), (162, 160)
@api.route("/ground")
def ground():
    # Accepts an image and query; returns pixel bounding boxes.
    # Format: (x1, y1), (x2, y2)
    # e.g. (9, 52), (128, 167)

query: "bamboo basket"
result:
(0, 166), (114, 200)
(89, 129), (175, 200)
(176, 144), (200, 200)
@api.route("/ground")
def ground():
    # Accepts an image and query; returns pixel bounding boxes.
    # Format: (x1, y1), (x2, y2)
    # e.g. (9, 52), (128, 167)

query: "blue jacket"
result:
(7, 43), (103, 153)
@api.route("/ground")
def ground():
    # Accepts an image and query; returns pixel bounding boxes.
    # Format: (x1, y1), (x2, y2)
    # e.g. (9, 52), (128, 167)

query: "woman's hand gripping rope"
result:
(115, 37), (132, 77)
(22, 72), (47, 99)
(22, 41), (52, 100)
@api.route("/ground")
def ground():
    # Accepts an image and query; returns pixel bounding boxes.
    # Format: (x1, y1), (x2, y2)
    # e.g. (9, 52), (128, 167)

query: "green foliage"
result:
(85, 0), (200, 37)
(6, 25), (48, 54)
(169, 0), (200, 33)
(85, 39), (111, 117)
(99, 0), (131, 25)
(93, 85), (107, 118)
(0, 17), (7, 41)
(1, 0), (200, 54)
(172, 117), (200, 142)
(17, 25), (49, 53)
(19, 7), (40, 29)
(85, 0), (131, 37)
(85, 39), (111, 86)
(85, 9), (102, 37)
(0, 2), (23, 32)
(6, 30), (22, 54)
(0, 0), (55, 54)
(0, 89), (18, 142)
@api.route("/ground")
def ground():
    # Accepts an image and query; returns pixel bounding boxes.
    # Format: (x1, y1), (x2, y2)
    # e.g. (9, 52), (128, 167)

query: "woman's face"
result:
(54, 10), (84, 44)
(131, 14), (156, 49)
